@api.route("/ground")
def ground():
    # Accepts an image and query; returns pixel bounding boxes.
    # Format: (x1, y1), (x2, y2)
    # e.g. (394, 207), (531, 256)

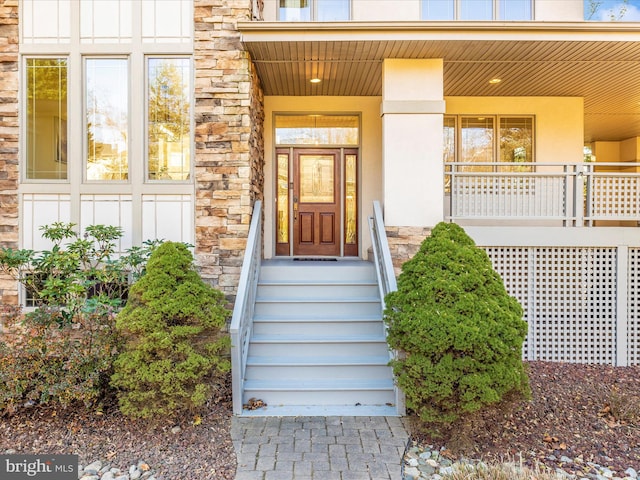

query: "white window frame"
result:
(19, 0), (195, 250)
(421, 0), (533, 21)
(278, 0), (351, 21)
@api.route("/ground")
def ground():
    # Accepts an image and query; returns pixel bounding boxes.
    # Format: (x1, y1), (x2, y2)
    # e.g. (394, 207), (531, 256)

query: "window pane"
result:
(460, 0), (493, 20)
(500, 0), (531, 20)
(277, 153), (289, 244)
(461, 117), (493, 170)
(500, 117), (533, 171)
(147, 58), (191, 181)
(26, 58), (68, 180)
(86, 59), (129, 181)
(443, 116), (456, 192)
(345, 154), (357, 245)
(275, 115), (359, 145)
(422, 0), (454, 20)
(279, 0), (311, 20)
(317, 0), (350, 21)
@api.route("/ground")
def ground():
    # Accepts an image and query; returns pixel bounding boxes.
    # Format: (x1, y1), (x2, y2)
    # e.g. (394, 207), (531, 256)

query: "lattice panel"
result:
(452, 175), (565, 218)
(590, 176), (640, 219)
(532, 248), (617, 364)
(629, 248), (640, 366)
(484, 248), (531, 359)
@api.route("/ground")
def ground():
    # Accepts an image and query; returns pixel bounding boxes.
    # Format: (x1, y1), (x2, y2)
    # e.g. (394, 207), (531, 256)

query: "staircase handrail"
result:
(368, 200), (405, 415)
(368, 201), (397, 309)
(230, 200), (262, 415)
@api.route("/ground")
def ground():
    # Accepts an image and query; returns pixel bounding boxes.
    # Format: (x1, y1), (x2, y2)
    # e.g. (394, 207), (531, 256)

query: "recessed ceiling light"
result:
(310, 78), (321, 84)
(489, 78), (502, 84)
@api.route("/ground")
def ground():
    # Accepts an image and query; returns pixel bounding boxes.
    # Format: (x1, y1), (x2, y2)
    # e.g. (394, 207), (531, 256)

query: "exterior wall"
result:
(385, 226), (431, 275)
(534, 0), (583, 21)
(445, 96), (584, 165)
(0, 0), (18, 305)
(263, 96), (382, 259)
(620, 137), (640, 163)
(194, 0), (264, 297)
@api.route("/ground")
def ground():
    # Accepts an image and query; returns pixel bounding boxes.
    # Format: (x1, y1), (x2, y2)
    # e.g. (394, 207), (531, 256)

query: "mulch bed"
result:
(407, 361), (640, 476)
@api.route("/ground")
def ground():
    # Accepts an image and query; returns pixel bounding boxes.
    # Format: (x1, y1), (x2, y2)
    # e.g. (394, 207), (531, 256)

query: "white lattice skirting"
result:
(485, 246), (639, 366)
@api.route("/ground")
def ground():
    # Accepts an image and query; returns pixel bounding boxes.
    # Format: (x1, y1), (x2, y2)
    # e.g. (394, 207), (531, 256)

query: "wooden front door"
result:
(293, 149), (340, 256)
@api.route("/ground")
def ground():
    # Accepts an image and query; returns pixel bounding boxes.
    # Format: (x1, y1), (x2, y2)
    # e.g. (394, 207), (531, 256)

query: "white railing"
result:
(368, 200), (404, 415)
(368, 201), (397, 309)
(230, 200), (262, 415)
(446, 162), (640, 226)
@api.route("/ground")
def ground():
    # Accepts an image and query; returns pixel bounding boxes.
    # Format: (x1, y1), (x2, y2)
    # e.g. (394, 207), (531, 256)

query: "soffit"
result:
(239, 23), (640, 142)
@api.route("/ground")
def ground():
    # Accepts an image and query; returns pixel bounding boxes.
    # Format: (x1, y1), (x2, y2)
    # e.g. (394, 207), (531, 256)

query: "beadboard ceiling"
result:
(238, 22), (640, 142)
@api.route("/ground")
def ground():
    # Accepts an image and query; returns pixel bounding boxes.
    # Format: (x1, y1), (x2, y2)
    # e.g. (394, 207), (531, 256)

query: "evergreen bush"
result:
(384, 222), (529, 424)
(111, 241), (231, 419)
(0, 223), (156, 414)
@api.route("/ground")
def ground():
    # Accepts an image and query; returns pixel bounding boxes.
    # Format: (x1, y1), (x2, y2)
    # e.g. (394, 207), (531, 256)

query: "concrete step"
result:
(252, 317), (385, 336)
(245, 355), (393, 380)
(248, 334), (390, 357)
(243, 378), (396, 406)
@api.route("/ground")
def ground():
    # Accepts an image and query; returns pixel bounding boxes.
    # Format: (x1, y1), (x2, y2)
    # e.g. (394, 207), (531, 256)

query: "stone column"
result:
(194, 0), (264, 298)
(380, 59), (444, 271)
(0, 0), (19, 305)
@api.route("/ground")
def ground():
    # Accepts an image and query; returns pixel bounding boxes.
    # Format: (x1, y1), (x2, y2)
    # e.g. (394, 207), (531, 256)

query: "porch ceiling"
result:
(238, 22), (640, 142)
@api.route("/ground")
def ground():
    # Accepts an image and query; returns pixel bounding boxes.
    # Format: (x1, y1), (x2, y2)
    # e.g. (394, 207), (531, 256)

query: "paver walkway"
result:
(231, 416), (409, 480)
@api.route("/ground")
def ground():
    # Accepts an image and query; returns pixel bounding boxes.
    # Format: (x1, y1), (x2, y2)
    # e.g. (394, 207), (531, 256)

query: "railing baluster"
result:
(445, 162), (640, 225)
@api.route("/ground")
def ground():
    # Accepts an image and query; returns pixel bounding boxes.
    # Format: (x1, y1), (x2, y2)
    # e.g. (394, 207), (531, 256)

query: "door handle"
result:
(293, 196), (298, 221)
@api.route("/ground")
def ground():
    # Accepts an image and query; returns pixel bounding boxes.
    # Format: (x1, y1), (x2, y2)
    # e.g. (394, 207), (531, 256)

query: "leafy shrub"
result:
(384, 222), (529, 424)
(0, 223), (157, 414)
(111, 241), (231, 419)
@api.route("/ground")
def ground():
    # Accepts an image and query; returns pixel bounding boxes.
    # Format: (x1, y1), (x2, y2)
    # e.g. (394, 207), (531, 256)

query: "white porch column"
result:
(381, 58), (445, 227)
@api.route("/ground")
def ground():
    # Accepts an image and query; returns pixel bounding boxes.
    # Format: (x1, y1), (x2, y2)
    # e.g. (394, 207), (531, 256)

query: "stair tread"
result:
(253, 315), (383, 322)
(258, 280), (377, 286)
(246, 355), (391, 366)
(255, 296), (380, 303)
(244, 378), (395, 390)
(250, 334), (387, 343)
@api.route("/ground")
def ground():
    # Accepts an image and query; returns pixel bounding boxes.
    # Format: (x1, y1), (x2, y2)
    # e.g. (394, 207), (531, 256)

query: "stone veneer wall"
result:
(385, 226), (432, 276)
(194, 0), (264, 298)
(0, 0), (19, 305)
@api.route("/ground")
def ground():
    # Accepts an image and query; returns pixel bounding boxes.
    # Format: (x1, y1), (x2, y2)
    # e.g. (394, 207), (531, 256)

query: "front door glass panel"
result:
(299, 155), (334, 203)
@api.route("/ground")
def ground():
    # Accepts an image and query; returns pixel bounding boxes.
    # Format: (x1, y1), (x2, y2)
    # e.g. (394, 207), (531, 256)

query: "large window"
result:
(26, 58), (68, 180)
(444, 115), (534, 169)
(86, 58), (129, 181)
(279, 0), (350, 21)
(422, 0), (532, 20)
(147, 58), (191, 181)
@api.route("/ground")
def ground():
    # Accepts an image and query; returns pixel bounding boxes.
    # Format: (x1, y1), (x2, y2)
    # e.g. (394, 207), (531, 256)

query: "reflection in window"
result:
(461, 117), (494, 168)
(277, 153), (289, 244)
(275, 115), (359, 146)
(86, 59), (129, 181)
(26, 58), (68, 180)
(460, 0), (492, 20)
(279, 0), (350, 21)
(147, 58), (191, 181)
(445, 115), (534, 173)
(422, 0), (532, 20)
(499, 117), (533, 171)
(345, 154), (357, 245)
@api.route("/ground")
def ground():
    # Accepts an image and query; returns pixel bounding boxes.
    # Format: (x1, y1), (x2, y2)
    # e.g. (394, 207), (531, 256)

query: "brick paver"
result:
(231, 417), (409, 480)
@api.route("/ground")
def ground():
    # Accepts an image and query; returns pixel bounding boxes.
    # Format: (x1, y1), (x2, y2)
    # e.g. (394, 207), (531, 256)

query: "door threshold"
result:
(293, 257), (338, 262)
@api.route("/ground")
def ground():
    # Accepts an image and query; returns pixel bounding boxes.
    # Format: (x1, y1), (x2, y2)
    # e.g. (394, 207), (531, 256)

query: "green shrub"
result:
(384, 222), (529, 424)
(0, 223), (156, 414)
(111, 241), (231, 419)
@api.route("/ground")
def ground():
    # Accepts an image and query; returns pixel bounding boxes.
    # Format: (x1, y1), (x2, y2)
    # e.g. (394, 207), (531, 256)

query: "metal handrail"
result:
(368, 201), (397, 309)
(230, 200), (262, 415)
(368, 200), (405, 415)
